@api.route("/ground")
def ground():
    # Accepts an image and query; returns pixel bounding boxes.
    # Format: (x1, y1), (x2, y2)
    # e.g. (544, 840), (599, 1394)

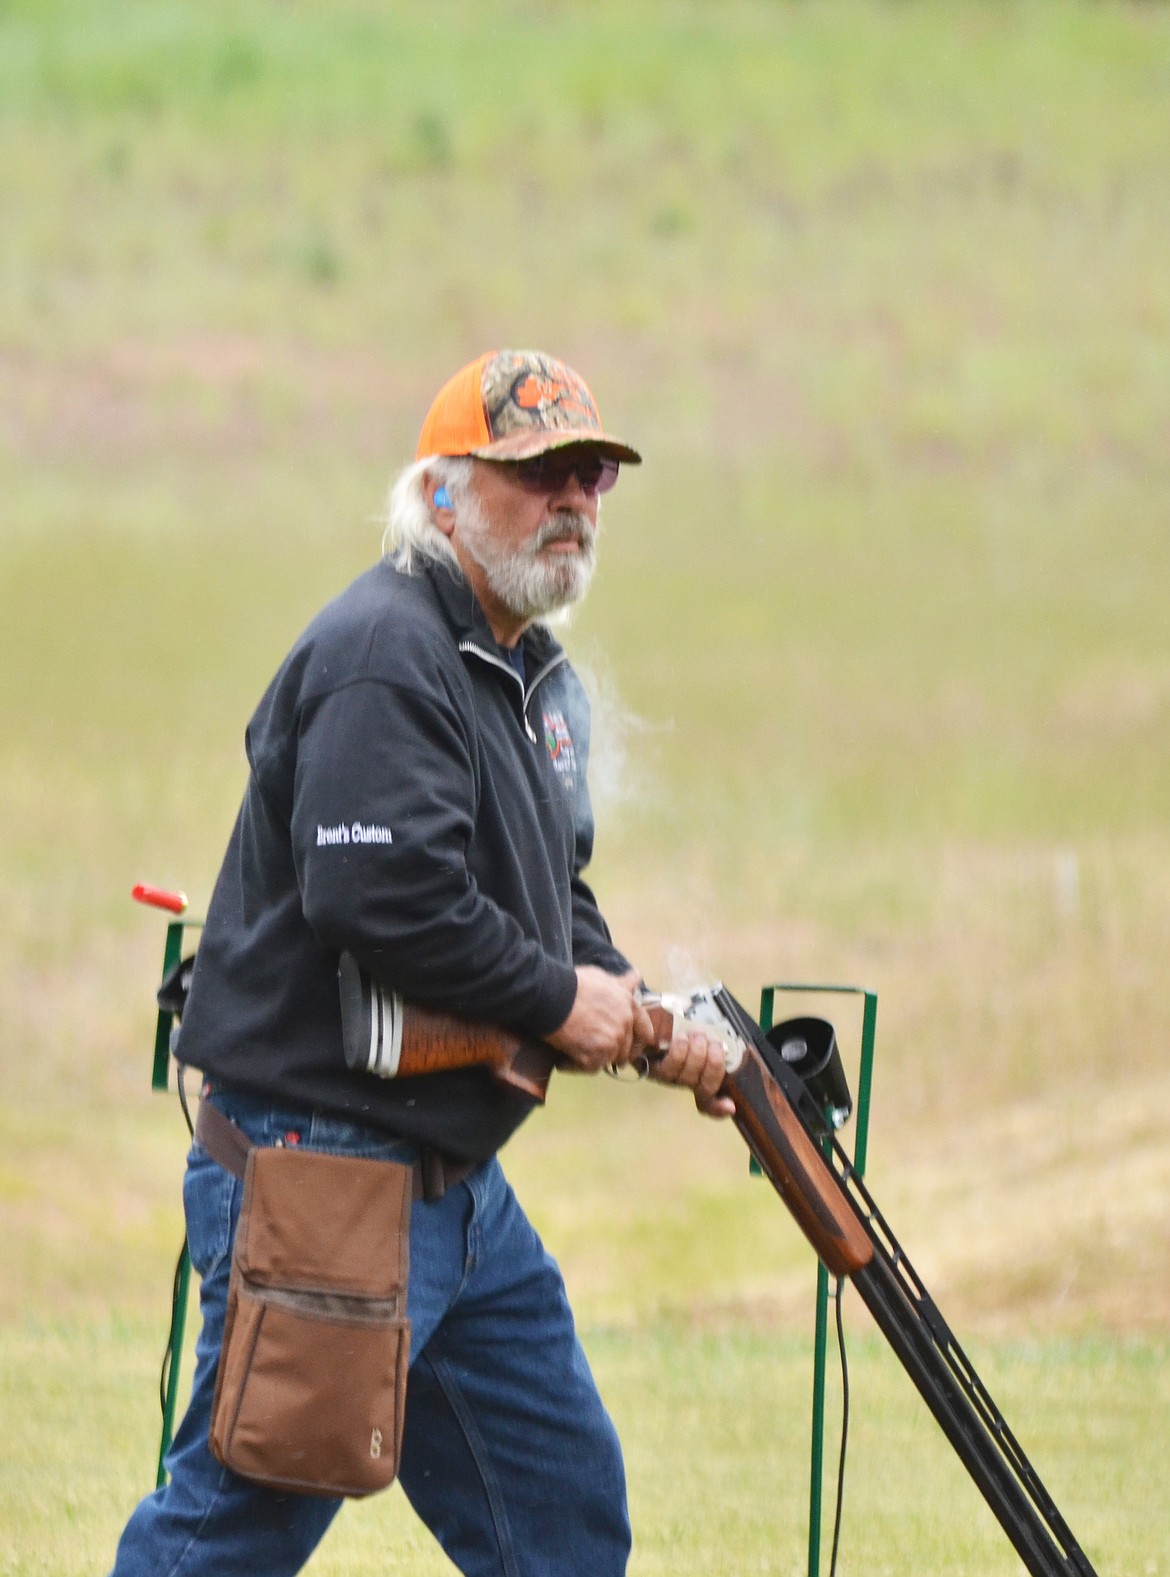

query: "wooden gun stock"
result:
(338, 953), (557, 1101)
(724, 1042), (872, 1277)
(397, 1003), (556, 1102)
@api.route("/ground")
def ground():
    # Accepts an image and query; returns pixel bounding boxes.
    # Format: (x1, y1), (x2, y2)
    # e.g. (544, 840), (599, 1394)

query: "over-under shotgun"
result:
(338, 957), (1099, 1577)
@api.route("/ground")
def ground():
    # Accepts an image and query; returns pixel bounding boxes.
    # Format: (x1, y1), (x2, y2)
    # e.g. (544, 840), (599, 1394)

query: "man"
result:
(109, 349), (731, 1577)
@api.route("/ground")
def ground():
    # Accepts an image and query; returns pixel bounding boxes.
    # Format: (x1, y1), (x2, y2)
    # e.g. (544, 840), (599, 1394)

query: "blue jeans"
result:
(109, 1090), (631, 1577)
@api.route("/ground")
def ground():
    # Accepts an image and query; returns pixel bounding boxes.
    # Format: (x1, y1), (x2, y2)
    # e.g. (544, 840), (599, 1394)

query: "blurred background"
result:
(2, 2), (1168, 1572)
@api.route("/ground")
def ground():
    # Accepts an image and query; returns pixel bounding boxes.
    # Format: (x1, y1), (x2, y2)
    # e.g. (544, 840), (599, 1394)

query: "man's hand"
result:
(647, 1027), (737, 1119)
(546, 966), (654, 1074)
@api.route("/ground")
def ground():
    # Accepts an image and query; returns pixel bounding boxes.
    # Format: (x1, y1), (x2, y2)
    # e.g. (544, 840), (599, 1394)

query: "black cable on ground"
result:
(176, 1061), (194, 1137)
(159, 1237), (188, 1418)
(828, 1275), (850, 1577)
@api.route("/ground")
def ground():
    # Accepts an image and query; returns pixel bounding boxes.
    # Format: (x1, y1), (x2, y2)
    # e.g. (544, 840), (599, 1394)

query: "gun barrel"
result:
(711, 983), (1099, 1577)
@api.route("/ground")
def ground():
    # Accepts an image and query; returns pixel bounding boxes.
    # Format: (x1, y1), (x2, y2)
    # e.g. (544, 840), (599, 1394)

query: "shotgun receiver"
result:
(338, 956), (1099, 1576)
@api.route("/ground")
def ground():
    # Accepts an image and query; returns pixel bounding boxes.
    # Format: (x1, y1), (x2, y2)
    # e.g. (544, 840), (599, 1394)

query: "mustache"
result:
(533, 514), (596, 553)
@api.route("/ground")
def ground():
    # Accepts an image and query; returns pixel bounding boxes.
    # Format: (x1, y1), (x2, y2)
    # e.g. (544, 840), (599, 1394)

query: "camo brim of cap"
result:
(472, 350), (642, 465)
(470, 427), (641, 463)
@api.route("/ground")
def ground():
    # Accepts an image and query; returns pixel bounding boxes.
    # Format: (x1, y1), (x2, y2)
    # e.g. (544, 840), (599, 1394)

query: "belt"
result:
(194, 1097), (474, 1203)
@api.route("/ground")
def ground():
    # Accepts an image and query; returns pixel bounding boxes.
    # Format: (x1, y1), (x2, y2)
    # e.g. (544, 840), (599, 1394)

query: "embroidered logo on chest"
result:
(542, 709), (577, 785)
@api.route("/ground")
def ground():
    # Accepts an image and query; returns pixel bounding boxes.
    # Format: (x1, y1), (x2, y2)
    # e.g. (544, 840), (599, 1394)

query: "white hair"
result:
(381, 455), (474, 572)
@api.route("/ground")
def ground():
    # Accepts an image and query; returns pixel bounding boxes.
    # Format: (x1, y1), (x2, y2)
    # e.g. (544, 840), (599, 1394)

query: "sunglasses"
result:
(505, 449), (620, 497)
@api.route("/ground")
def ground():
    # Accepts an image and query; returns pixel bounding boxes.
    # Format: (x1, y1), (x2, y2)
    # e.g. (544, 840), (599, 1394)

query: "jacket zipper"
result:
(458, 641), (567, 745)
(524, 651), (568, 709)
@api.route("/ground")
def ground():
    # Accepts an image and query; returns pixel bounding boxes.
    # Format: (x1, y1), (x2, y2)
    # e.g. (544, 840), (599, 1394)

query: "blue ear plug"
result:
(434, 485), (452, 509)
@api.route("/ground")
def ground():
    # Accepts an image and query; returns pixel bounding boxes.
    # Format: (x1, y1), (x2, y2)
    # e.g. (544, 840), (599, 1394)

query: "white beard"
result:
(457, 501), (597, 621)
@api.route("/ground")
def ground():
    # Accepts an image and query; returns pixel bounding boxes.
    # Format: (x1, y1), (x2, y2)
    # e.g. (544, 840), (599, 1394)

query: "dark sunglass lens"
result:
(573, 456), (604, 492)
(514, 456), (553, 491)
(593, 458), (620, 494)
(512, 451), (619, 494)
(566, 454), (619, 494)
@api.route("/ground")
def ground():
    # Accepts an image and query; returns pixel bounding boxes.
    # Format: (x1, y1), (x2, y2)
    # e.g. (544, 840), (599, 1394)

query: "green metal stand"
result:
(151, 920), (186, 1093)
(150, 915), (201, 1488)
(758, 982), (878, 1577)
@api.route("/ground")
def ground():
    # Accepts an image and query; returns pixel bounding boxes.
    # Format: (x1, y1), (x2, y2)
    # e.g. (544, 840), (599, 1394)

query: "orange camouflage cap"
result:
(416, 349), (642, 465)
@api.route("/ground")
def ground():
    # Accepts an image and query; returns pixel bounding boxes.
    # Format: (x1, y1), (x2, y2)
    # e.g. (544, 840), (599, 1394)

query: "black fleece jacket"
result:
(178, 556), (628, 1161)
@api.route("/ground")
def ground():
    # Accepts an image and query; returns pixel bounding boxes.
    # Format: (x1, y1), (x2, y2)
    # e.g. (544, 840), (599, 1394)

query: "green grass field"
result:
(2, 1315), (1165, 1575)
(2, 1), (1169, 1571)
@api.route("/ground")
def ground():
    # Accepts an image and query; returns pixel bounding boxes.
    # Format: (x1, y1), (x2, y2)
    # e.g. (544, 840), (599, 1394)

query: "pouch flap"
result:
(236, 1146), (410, 1298)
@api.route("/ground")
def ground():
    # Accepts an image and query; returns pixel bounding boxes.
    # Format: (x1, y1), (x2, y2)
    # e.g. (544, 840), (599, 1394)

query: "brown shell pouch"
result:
(208, 1141), (412, 1497)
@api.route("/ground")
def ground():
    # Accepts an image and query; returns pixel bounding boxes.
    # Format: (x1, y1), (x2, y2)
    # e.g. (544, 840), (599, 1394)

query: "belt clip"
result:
(421, 1149), (447, 1203)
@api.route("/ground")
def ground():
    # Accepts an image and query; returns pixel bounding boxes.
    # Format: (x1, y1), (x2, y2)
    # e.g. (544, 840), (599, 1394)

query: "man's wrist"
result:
(526, 961), (580, 1040)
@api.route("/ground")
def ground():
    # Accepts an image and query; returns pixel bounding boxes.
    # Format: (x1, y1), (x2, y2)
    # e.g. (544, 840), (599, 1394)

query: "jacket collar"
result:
(418, 555), (564, 672)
